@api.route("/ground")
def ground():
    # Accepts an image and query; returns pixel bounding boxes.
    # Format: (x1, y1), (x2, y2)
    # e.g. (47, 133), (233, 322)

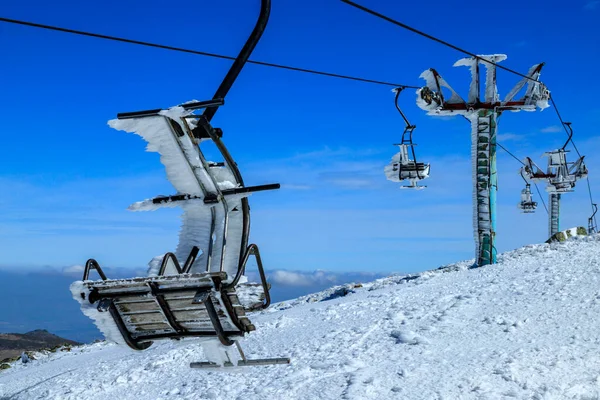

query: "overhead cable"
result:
(0, 16), (417, 89)
(497, 142), (549, 215)
(340, 0), (541, 83)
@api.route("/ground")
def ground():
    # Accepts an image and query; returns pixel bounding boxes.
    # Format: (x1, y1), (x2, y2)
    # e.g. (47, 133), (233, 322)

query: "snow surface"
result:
(4, 236), (600, 399)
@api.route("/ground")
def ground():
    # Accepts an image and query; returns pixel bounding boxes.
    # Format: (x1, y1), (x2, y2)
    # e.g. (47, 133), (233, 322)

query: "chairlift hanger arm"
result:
(561, 122), (573, 150)
(201, 0), (271, 124)
(394, 87), (413, 128)
(520, 168), (529, 185)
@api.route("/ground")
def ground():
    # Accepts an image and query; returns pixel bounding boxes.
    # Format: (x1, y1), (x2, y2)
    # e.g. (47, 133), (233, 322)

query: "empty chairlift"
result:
(384, 87), (430, 189)
(518, 169), (537, 213)
(521, 122), (588, 237)
(70, 0), (289, 368)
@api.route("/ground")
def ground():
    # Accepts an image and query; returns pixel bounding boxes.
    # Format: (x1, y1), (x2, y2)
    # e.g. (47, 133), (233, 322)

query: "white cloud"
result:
(321, 176), (376, 189)
(62, 265), (85, 275)
(497, 133), (521, 142)
(269, 270), (322, 286)
(541, 125), (563, 133)
(264, 269), (385, 287)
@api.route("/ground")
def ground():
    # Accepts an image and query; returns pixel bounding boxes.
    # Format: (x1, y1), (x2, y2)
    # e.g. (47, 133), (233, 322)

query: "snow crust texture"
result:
(3, 236), (600, 399)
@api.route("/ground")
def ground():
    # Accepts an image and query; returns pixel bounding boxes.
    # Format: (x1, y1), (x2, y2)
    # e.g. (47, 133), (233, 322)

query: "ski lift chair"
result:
(518, 184), (537, 213)
(71, 0), (289, 368)
(388, 142), (431, 189)
(523, 123), (588, 194)
(72, 99), (289, 368)
(385, 87), (430, 189)
(518, 168), (537, 213)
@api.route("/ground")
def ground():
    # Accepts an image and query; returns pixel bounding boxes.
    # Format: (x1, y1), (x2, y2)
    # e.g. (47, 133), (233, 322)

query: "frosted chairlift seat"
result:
(385, 143), (431, 189)
(384, 87), (431, 190)
(71, 97), (289, 368)
(73, 246), (274, 350)
(518, 185), (537, 213)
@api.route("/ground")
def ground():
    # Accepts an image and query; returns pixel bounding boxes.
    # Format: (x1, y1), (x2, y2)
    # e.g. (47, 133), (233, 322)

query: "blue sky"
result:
(1, 0), (599, 338)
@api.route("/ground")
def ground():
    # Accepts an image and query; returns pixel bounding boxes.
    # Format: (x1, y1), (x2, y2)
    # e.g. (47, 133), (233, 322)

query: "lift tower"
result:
(416, 55), (550, 266)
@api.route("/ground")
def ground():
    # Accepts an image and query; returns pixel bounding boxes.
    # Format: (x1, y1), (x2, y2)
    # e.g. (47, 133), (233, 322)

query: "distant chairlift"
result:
(522, 123), (588, 193)
(521, 122), (588, 237)
(384, 87), (430, 189)
(518, 168), (537, 213)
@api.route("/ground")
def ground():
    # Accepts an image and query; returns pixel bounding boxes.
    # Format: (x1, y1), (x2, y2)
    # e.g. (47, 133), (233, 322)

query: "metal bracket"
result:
(190, 339), (289, 368)
(82, 259), (107, 281)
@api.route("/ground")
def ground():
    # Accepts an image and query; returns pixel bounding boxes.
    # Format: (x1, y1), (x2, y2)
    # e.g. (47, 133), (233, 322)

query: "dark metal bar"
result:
(86, 271), (225, 286)
(200, 0), (271, 123)
(221, 183), (280, 196)
(148, 282), (186, 333)
(182, 98), (224, 111)
(561, 122), (574, 150)
(225, 244), (270, 310)
(158, 253), (183, 275)
(108, 302), (153, 351)
(88, 285), (210, 299)
(252, 245), (271, 309)
(134, 330), (243, 342)
(83, 259), (107, 281)
(152, 194), (201, 204)
(190, 358), (290, 368)
(117, 99), (224, 120)
(201, 293), (235, 346)
(182, 246), (200, 273)
(150, 184), (279, 205)
(117, 107), (164, 120)
(218, 287), (249, 333)
(394, 87), (412, 128)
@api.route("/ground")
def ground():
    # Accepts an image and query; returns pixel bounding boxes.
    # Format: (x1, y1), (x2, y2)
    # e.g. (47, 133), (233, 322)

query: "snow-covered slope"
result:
(2, 236), (600, 399)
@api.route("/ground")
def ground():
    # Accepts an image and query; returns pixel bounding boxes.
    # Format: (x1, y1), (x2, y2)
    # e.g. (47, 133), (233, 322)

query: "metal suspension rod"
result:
(560, 122), (573, 150)
(202, 0), (271, 123)
(520, 168), (529, 184)
(394, 87), (412, 128)
(393, 87), (423, 180)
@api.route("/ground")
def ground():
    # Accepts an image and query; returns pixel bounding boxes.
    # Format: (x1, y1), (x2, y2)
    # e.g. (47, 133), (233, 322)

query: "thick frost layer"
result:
(110, 104), (249, 278)
(109, 110), (201, 196)
(384, 152), (402, 182)
(418, 56), (549, 116)
(69, 281), (127, 347)
(468, 113), (480, 259)
(417, 69), (464, 111)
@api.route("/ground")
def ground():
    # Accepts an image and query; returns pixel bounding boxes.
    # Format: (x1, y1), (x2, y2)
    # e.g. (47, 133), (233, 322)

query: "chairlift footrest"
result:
(190, 357), (291, 368)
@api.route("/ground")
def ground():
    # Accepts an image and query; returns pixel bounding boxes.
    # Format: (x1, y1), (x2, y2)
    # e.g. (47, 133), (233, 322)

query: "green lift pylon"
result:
(416, 54), (550, 266)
